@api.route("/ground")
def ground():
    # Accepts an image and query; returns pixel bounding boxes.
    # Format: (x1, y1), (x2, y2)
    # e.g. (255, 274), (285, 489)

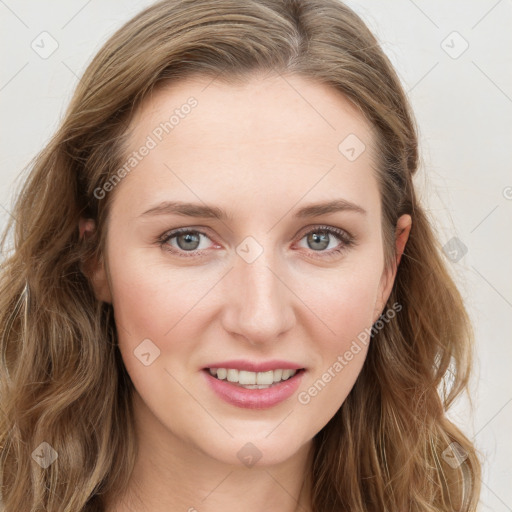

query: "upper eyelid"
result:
(161, 227), (211, 242)
(296, 224), (351, 239)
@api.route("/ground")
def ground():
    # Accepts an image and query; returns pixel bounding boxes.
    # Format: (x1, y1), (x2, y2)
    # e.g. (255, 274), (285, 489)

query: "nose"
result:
(220, 253), (295, 347)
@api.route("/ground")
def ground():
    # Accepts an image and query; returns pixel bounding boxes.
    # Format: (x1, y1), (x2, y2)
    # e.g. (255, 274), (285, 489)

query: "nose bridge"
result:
(222, 246), (294, 344)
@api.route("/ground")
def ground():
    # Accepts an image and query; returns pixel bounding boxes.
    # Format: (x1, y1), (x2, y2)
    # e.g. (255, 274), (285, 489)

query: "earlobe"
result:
(395, 214), (412, 268)
(374, 214), (412, 320)
(79, 217), (95, 241)
(78, 217), (113, 304)
(89, 256), (113, 304)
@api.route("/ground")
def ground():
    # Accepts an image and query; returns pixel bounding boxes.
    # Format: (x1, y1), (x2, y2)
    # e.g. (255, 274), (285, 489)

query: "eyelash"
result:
(156, 225), (355, 259)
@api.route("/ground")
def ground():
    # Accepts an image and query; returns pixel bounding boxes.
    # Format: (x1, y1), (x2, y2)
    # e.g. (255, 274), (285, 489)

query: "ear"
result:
(79, 217), (112, 304)
(373, 214), (412, 321)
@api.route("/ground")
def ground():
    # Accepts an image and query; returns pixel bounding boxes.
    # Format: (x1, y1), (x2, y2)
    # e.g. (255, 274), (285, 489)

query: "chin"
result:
(194, 430), (311, 468)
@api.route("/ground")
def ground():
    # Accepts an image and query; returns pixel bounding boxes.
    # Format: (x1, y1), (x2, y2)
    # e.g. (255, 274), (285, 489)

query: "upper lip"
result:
(203, 359), (305, 372)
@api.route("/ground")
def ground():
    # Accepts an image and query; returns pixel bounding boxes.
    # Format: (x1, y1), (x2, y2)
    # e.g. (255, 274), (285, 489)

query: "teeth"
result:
(282, 369), (294, 380)
(208, 367), (298, 385)
(227, 369), (239, 383)
(256, 370), (274, 385)
(239, 370), (256, 385)
(272, 369), (283, 382)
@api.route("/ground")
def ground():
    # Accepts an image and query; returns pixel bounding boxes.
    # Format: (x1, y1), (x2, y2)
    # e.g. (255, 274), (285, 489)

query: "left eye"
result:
(297, 227), (345, 252)
(160, 229), (212, 254)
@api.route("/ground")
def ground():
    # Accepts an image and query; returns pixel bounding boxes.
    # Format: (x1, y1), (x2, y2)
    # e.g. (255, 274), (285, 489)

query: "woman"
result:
(0, 0), (481, 510)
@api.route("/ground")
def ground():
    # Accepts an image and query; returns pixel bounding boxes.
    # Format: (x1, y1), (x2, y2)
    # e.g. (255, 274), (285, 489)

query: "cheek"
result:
(297, 262), (383, 344)
(107, 253), (211, 418)
(106, 246), (242, 402)
(294, 264), (382, 420)
(108, 247), (212, 338)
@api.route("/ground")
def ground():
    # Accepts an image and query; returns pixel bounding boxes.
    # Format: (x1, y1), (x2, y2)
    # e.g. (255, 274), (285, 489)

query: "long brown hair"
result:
(0, 0), (481, 510)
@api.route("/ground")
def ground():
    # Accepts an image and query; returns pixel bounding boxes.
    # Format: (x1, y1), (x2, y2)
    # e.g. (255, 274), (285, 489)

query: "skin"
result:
(81, 71), (411, 512)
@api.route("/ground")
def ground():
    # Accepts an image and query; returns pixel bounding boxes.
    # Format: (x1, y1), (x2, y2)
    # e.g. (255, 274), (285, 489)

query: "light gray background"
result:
(1, 1), (511, 510)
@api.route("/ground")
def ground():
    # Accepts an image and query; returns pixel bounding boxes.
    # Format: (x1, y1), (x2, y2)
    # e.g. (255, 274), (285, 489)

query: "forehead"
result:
(112, 72), (380, 221)
(129, 71), (373, 151)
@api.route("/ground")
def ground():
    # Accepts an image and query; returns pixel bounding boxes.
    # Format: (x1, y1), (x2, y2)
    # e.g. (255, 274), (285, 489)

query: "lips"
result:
(200, 359), (307, 408)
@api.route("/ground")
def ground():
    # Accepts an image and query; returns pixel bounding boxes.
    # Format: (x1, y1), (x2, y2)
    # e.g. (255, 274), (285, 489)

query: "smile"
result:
(202, 368), (306, 409)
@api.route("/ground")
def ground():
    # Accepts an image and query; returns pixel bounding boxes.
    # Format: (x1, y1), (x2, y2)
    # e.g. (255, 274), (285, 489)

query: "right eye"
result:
(158, 228), (216, 257)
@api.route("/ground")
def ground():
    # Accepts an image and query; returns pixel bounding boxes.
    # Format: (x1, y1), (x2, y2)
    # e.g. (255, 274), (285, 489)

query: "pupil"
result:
(178, 232), (200, 250)
(308, 231), (329, 250)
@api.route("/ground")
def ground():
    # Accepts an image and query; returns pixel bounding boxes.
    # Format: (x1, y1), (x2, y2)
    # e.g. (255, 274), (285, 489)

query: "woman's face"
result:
(90, 72), (409, 467)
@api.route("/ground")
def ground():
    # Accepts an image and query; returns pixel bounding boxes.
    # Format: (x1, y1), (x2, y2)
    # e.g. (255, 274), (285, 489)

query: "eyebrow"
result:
(140, 198), (367, 220)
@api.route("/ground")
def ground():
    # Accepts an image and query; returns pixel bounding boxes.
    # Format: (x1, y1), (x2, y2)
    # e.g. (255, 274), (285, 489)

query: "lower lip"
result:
(202, 369), (305, 409)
